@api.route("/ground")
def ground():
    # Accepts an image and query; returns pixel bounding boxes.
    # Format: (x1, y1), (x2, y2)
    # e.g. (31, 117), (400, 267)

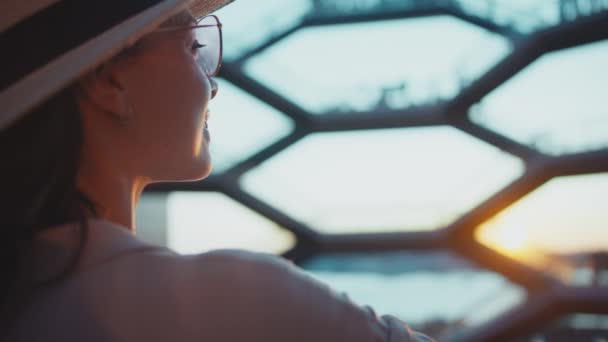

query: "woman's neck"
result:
(76, 157), (149, 232)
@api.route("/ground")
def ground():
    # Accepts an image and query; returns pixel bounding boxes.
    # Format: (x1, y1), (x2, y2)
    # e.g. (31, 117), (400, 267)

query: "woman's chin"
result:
(158, 158), (212, 182)
(185, 158), (213, 181)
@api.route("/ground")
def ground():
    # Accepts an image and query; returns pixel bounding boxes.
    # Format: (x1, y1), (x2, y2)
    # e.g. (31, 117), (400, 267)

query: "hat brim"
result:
(189, 0), (235, 18)
(0, 0), (234, 131)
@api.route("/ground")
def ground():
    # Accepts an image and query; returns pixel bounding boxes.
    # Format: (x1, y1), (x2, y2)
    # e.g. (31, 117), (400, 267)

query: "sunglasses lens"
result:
(196, 16), (221, 76)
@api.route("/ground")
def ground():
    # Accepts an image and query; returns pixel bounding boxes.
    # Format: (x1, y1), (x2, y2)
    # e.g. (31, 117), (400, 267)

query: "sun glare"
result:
(496, 223), (527, 253)
(478, 218), (529, 256)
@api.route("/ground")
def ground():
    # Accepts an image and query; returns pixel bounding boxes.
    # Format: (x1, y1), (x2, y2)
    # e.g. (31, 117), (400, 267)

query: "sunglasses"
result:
(154, 15), (223, 77)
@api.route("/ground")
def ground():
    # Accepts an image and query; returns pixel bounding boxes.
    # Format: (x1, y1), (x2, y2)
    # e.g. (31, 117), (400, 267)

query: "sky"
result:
(132, 1), (608, 330)
(136, 0), (607, 319)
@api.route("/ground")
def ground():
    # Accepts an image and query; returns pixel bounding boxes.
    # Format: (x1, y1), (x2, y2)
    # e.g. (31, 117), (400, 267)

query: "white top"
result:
(7, 219), (434, 341)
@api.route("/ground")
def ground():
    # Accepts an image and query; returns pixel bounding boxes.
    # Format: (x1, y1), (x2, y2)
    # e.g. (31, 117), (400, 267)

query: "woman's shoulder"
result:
(81, 225), (297, 296)
(183, 248), (293, 273)
(172, 249), (435, 341)
(41, 218), (288, 286)
(158, 248), (299, 291)
(30, 221), (433, 341)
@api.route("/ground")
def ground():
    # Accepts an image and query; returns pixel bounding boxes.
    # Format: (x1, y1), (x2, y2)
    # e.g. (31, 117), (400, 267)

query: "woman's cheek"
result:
(189, 67), (211, 126)
(181, 64), (210, 143)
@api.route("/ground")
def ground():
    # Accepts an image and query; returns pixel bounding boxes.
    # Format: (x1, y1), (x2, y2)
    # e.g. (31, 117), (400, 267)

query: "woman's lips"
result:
(203, 111), (210, 142)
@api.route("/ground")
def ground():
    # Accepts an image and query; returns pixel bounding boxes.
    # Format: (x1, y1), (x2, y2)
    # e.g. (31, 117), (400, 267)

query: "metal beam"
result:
(219, 63), (317, 128)
(220, 182), (322, 245)
(540, 11), (608, 53)
(320, 230), (449, 252)
(304, 5), (519, 39)
(451, 239), (561, 293)
(450, 116), (543, 162)
(452, 287), (608, 341)
(236, 24), (303, 63)
(303, 8), (444, 27)
(445, 161), (550, 239)
(282, 242), (322, 264)
(449, 11), (608, 114)
(444, 6), (521, 39)
(447, 37), (543, 114)
(223, 128), (310, 178)
(316, 104), (448, 132)
(546, 149), (608, 176)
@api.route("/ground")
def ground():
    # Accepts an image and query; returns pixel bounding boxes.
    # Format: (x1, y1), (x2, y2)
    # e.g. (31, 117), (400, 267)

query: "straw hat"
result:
(0, 0), (235, 131)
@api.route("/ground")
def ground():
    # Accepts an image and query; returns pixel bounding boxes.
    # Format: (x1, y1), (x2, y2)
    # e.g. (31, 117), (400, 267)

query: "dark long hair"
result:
(0, 85), (98, 321)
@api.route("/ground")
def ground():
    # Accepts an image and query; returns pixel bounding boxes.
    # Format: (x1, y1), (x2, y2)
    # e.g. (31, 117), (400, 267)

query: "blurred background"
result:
(137, 0), (608, 340)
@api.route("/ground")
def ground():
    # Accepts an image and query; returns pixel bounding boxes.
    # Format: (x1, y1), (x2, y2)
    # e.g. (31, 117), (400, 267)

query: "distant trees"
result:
(560, 0), (607, 22)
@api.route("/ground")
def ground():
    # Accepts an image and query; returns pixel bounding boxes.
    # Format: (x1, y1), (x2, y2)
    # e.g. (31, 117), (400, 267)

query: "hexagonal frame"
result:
(146, 7), (608, 341)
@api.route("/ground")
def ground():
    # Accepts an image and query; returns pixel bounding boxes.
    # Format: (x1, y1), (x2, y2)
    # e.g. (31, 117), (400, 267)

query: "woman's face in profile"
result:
(82, 11), (218, 182)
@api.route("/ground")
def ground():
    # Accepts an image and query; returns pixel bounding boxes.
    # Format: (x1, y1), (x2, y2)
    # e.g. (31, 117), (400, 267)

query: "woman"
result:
(0, 0), (434, 341)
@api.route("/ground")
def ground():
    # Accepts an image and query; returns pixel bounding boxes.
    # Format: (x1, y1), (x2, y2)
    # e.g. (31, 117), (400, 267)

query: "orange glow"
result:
(499, 224), (525, 252)
(477, 217), (529, 257)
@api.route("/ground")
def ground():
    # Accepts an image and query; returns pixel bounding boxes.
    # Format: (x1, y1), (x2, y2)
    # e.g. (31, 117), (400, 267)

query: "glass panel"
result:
(476, 173), (608, 286)
(209, 79), (294, 174)
(241, 126), (524, 234)
(517, 314), (608, 341)
(245, 15), (511, 114)
(166, 192), (296, 255)
(310, 0), (427, 18)
(301, 251), (525, 339)
(214, 0), (312, 61)
(470, 39), (608, 156)
(455, 0), (563, 32)
(135, 193), (169, 246)
(308, 0), (608, 33)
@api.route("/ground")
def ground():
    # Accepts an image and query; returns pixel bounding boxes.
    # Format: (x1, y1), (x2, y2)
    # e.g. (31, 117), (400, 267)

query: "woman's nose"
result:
(209, 77), (219, 100)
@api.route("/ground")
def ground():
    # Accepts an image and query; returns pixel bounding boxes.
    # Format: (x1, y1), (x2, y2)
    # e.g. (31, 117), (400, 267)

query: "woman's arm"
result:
(185, 249), (435, 342)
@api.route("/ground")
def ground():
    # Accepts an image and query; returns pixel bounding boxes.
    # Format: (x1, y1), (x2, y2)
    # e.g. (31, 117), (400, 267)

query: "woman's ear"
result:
(78, 64), (134, 124)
